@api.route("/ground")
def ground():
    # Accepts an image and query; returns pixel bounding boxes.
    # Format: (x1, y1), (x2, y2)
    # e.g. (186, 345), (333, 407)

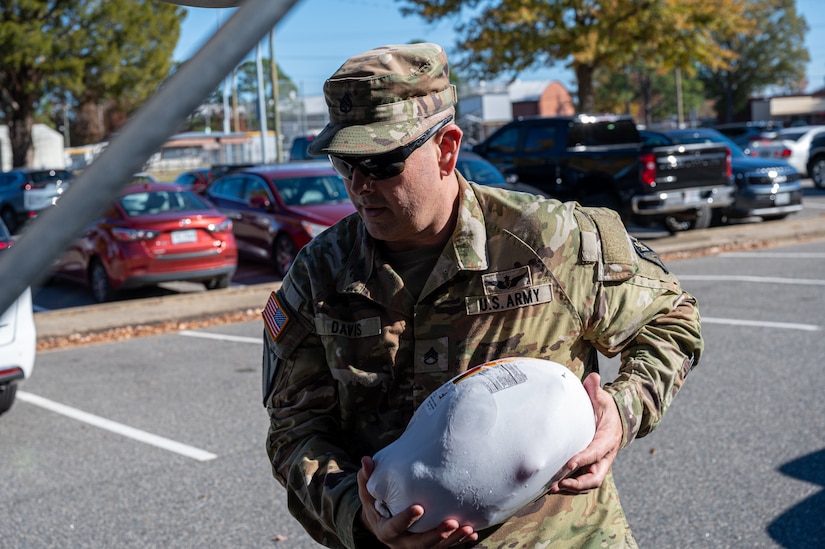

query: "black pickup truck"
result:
(472, 114), (735, 231)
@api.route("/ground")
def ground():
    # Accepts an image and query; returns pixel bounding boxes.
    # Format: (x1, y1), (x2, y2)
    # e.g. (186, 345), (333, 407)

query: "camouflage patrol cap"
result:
(307, 42), (457, 157)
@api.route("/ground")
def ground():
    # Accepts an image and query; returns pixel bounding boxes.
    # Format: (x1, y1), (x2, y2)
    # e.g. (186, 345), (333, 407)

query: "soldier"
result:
(263, 42), (703, 548)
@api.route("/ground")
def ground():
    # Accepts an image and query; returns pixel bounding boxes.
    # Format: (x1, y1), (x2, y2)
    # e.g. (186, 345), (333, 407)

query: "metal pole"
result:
(255, 41), (269, 164)
(0, 0), (303, 314)
(675, 67), (684, 128)
(269, 30), (283, 163)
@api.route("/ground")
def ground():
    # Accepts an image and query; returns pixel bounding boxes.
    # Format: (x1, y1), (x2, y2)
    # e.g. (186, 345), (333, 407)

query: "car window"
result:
(455, 157), (506, 185)
(640, 132), (671, 147)
(174, 173), (197, 187)
(30, 170), (73, 184)
(776, 130), (806, 142)
(524, 126), (557, 152)
(118, 190), (209, 216)
(486, 126), (520, 153)
(274, 175), (348, 206)
(243, 177), (272, 202)
(209, 176), (245, 200)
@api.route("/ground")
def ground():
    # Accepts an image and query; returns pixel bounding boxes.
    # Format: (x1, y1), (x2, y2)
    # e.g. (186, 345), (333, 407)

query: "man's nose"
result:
(349, 170), (375, 194)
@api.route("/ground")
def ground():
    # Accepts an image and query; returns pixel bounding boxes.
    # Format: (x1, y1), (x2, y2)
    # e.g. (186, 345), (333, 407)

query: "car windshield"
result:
(273, 175), (349, 206)
(118, 190), (211, 216)
(668, 132), (745, 158)
(30, 170), (73, 183)
(456, 157), (507, 185)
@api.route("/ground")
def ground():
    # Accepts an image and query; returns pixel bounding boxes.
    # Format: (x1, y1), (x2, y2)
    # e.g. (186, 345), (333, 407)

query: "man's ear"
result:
(436, 124), (463, 176)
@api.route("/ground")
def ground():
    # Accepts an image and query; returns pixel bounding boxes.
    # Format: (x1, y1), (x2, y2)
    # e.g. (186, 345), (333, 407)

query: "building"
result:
(749, 89), (825, 125)
(456, 80), (575, 144)
(1, 124), (67, 171)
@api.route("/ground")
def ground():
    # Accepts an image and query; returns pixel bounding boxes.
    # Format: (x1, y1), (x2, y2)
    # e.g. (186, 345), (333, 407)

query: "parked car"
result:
(289, 135), (317, 161)
(713, 121), (784, 156)
(50, 182), (238, 302)
(640, 128), (803, 223)
(806, 132), (825, 188)
(751, 125), (825, 178)
(131, 172), (159, 183)
(203, 162), (356, 277)
(0, 218), (35, 416)
(0, 168), (73, 234)
(455, 149), (544, 195)
(173, 168), (213, 193)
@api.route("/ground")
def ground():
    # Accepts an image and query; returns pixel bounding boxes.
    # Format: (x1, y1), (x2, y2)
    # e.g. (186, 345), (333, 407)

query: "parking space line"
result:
(701, 317), (820, 331)
(719, 252), (825, 259)
(678, 274), (825, 286)
(178, 330), (262, 344)
(16, 391), (218, 461)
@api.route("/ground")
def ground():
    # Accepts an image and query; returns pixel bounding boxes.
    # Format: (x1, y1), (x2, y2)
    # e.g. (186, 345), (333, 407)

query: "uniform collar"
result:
(336, 172), (489, 299)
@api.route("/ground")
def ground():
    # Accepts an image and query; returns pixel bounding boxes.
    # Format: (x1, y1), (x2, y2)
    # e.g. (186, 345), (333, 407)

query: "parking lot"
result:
(3, 234), (825, 548)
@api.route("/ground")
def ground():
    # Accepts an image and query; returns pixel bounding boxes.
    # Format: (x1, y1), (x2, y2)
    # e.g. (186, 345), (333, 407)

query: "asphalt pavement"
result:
(33, 212), (825, 343)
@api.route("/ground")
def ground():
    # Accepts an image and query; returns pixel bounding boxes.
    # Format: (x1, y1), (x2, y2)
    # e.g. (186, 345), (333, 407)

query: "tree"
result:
(0, 0), (184, 168)
(698, 0), (809, 123)
(594, 66), (709, 127)
(395, 0), (752, 113)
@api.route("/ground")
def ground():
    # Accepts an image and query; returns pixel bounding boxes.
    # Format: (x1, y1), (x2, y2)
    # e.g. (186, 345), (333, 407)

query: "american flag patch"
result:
(263, 292), (289, 341)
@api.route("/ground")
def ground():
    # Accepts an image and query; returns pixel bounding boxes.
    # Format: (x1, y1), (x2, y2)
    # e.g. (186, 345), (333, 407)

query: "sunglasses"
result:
(329, 115), (454, 180)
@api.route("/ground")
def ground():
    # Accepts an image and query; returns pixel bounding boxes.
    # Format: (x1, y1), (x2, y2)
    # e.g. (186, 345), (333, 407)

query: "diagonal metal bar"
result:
(0, 0), (302, 314)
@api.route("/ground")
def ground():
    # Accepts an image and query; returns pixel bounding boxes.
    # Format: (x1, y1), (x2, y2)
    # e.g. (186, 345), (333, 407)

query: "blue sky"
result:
(174, 0), (825, 98)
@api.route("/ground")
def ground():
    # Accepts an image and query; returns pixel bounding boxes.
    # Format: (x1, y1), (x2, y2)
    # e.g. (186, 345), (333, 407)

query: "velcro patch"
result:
(263, 291), (290, 341)
(632, 238), (668, 273)
(466, 284), (553, 315)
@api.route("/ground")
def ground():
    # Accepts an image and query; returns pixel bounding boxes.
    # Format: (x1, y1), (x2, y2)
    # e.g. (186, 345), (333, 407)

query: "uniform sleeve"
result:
(262, 285), (366, 549)
(577, 208), (703, 449)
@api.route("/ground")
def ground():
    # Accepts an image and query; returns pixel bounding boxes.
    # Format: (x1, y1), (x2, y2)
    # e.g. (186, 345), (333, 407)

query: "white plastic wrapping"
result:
(366, 357), (596, 533)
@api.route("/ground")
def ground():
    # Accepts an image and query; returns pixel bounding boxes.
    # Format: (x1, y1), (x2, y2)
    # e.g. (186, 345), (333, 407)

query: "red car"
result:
(51, 182), (238, 302)
(203, 162), (356, 277)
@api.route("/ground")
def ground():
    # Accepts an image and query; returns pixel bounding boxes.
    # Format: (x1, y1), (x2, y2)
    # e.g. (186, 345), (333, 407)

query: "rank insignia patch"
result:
(632, 238), (668, 273)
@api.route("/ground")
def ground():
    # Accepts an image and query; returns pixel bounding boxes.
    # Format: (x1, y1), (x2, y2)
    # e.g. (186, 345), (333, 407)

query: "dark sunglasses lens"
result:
(329, 155), (355, 179)
(329, 155), (405, 180)
(362, 158), (405, 180)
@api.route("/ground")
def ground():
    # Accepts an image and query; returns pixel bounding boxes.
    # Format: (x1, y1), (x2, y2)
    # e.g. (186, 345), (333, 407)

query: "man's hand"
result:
(357, 456), (478, 548)
(549, 373), (623, 495)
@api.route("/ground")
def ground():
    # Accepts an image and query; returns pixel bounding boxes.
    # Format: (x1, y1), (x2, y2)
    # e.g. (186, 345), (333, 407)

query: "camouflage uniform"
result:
(263, 176), (703, 549)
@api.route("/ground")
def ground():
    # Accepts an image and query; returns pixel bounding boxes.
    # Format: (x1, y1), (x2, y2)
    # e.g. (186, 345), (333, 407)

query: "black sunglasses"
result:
(329, 115), (454, 181)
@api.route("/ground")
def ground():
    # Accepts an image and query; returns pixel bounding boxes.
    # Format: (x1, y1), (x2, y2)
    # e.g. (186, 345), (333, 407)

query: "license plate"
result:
(775, 192), (790, 206)
(171, 229), (197, 244)
(683, 190), (701, 203)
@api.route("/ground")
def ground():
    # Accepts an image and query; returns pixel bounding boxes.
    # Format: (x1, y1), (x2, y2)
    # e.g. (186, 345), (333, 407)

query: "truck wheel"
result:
(664, 215), (693, 233)
(0, 382), (18, 416)
(1, 207), (18, 234)
(692, 206), (712, 229)
(810, 155), (825, 188)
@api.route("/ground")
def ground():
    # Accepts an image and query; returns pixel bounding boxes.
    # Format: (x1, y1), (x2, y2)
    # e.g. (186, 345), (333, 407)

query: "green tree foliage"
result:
(395, 0), (752, 113)
(698, 0), (809, 123)
(0, 0), (183, 167)
(594, 66), (709, 127)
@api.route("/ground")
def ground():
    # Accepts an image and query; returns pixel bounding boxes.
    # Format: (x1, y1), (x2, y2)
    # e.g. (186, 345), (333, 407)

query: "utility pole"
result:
(218, 9), (231, 136)
(269, 30), (283, 163)
(255, 41), (269, 163)
(232, 68), (240, 132)
(675, 68), (684, 128)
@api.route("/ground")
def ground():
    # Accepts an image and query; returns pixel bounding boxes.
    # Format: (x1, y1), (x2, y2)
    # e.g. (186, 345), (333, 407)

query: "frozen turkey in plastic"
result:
(366, 357), (596, 533)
